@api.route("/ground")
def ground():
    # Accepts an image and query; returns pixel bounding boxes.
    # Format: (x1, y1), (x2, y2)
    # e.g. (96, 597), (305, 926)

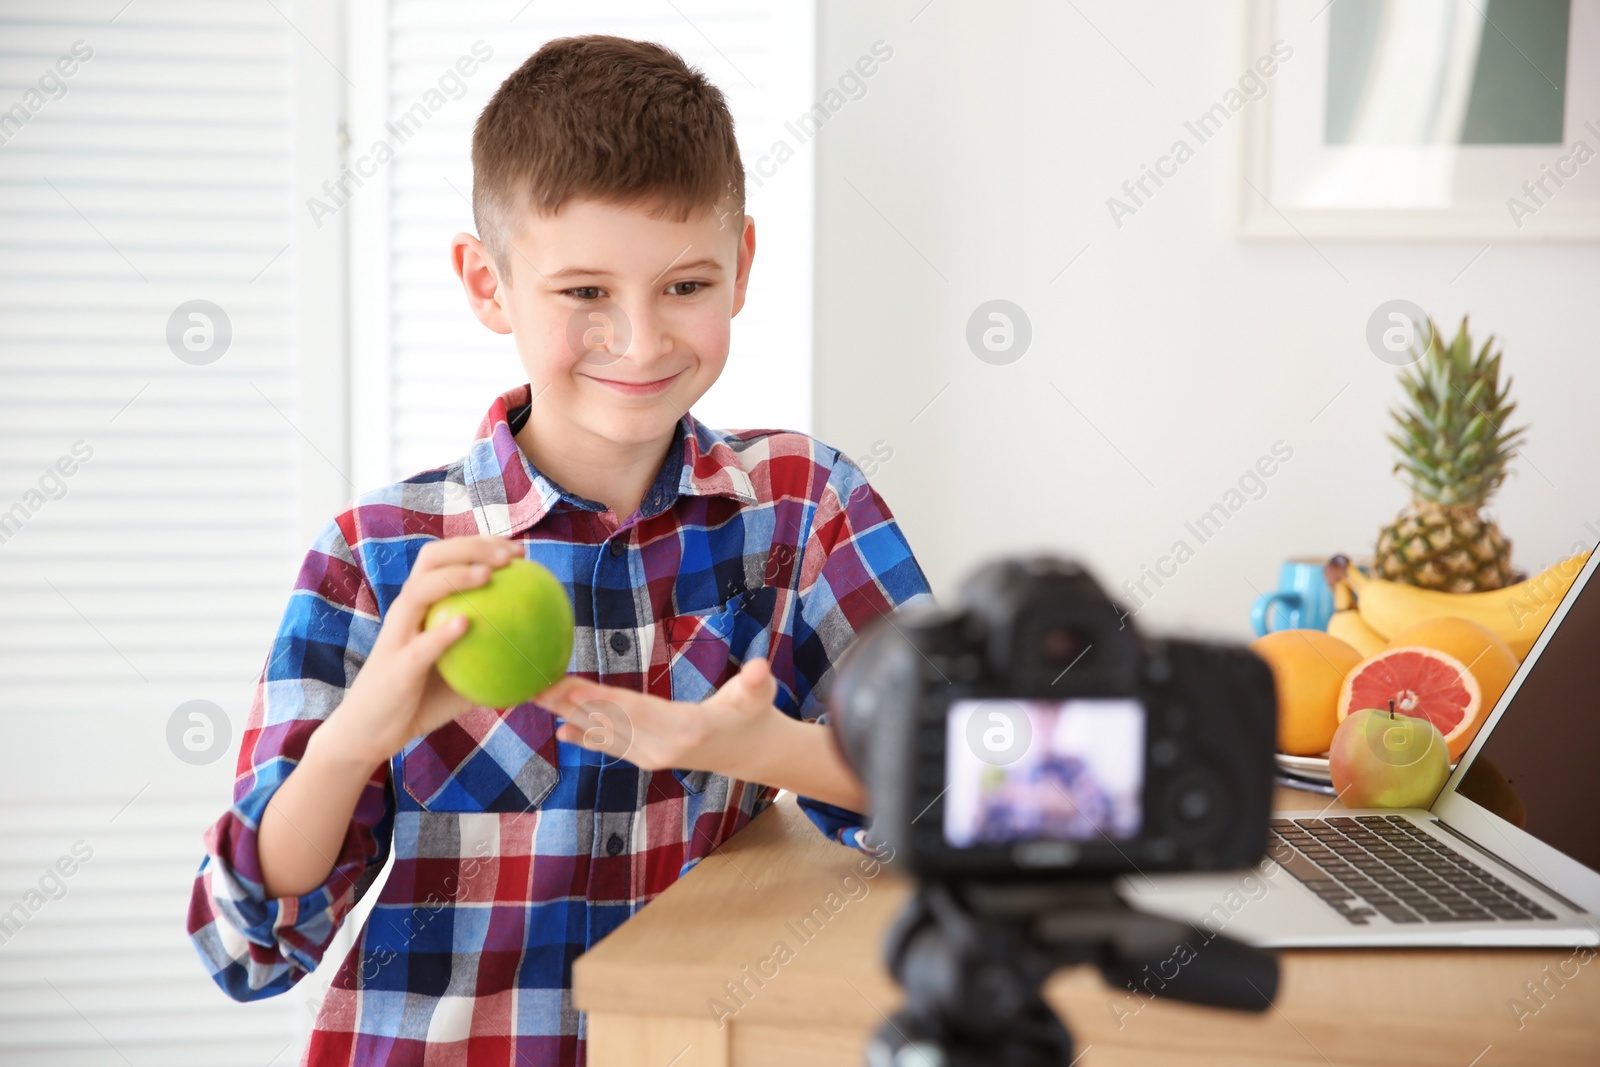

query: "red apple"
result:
(1328, 704), (1451, 809)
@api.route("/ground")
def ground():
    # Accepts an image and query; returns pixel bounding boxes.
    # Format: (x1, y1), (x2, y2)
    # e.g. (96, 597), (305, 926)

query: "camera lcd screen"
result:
(943, 698), (1145, 847)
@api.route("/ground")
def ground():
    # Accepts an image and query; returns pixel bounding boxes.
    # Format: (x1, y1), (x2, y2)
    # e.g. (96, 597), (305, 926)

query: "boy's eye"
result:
(565, 287), (603, 301)
(668, 281), (705, 297)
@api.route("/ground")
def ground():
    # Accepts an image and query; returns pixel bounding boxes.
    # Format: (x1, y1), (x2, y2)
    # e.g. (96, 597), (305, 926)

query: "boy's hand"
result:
(319, 535), (523, 768)
(538, 659), (782, 779)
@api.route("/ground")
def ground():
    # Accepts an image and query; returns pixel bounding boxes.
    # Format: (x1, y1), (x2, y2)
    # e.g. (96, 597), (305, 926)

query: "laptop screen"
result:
(1453, 553), (1600, 874)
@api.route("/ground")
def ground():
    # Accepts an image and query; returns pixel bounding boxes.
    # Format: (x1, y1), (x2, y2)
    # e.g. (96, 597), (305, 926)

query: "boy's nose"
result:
(610, 301), (672, 368)
(568, 300), (670, 370)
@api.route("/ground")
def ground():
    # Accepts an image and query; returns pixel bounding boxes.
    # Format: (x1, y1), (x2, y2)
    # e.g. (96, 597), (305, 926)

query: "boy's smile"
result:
(585, 372), (681, 396)
(453, 196), (756, 517)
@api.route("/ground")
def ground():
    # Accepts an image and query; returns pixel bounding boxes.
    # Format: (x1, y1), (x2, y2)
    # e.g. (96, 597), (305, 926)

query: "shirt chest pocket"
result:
(658, 588), (772, 794)
(397, 703), (562, 814)
(661, 591), (748, 703)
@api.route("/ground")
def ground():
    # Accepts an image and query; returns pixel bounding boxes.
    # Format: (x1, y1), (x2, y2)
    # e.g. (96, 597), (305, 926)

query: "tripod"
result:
(867, 880), (1280, 1067)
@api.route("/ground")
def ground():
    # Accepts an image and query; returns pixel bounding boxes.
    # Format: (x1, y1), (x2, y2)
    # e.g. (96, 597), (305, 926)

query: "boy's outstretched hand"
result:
(539, 658), (779, 777)
(537, 659), (869, 813)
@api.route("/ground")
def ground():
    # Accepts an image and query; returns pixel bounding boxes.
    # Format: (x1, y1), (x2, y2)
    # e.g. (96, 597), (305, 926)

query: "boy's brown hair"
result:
(472, 35), (745, 275)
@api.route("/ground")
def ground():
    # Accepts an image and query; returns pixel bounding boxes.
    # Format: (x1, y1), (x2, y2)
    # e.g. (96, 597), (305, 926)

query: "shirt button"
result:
(605, 833), (625, 857)
(609, 631), (631, 653)
(609, 539), (626, 558)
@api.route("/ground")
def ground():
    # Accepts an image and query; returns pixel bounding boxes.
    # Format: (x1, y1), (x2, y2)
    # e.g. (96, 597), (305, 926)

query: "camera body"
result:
(827, 556), (1277, 881)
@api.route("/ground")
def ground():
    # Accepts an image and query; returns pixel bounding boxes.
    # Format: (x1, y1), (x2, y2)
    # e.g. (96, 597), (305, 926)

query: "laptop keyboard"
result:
(1267, 816), (1558, 925)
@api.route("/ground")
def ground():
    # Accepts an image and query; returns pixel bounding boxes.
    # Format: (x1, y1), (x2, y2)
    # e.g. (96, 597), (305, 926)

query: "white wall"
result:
(812, 0), (1600, 640)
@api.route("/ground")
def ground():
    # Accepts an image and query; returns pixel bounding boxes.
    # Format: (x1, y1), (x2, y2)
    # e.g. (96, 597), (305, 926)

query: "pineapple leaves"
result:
(1461, 377), (1489, 412)
(1386, 313), (1526, 508)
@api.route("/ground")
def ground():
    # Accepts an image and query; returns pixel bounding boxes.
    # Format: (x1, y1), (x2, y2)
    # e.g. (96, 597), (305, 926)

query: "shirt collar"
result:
(463, 383), (758, 537)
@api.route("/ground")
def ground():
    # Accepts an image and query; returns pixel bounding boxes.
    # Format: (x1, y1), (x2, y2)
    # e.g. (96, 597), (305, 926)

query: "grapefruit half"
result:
(1383, 617), (1518, 711)
(1337, 647), (1484, 762)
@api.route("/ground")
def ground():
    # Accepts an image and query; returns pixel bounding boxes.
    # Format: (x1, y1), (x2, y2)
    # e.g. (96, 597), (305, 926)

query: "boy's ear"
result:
(729, 214), (757, 318)
(452, 232), (512, 335)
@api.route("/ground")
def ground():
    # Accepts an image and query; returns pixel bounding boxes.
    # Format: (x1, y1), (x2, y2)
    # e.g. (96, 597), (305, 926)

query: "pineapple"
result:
(1374, 315), (1527, 593)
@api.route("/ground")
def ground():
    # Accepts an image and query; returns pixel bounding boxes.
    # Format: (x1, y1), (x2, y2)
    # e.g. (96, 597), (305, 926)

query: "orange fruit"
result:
(1250, 630), (1365, 756)
(1337, 647), (1484, 761)
(1383, 617), (1518, 712)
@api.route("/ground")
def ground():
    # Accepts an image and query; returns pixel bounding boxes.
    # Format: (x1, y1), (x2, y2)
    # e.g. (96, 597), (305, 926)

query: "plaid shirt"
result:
(186, 383), (932, 1066)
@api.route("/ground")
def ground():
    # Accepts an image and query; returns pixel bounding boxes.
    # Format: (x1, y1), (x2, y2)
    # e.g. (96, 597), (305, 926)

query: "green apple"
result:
(424, 559), (574, 709)
(1328, 704), (1451, 809)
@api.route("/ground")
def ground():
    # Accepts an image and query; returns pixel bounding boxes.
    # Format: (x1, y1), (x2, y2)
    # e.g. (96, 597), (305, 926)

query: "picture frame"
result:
(1240, 0), (1600, 240)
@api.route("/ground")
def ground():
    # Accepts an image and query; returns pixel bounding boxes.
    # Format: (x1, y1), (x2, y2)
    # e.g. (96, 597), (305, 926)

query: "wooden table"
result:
(574, 788), (1600, 1066)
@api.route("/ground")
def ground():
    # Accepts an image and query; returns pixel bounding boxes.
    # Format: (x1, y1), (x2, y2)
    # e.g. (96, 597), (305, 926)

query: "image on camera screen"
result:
(943, 698), (1145, 847)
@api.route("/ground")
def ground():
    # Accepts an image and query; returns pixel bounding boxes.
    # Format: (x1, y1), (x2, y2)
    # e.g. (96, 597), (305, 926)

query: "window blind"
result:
(0, 0), (342, 1059)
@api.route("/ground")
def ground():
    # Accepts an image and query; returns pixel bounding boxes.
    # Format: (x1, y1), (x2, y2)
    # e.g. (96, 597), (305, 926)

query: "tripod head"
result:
(868, 879), (1279, 1067)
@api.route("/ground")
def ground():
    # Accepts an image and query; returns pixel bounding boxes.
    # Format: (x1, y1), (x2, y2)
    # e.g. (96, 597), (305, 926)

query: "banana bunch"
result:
(1343, 552), (1591, 660)
(1326, 608), (1386, 657)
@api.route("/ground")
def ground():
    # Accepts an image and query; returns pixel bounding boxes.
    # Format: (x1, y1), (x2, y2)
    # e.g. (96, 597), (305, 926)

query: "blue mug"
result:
(1251, 558), (1335, 635)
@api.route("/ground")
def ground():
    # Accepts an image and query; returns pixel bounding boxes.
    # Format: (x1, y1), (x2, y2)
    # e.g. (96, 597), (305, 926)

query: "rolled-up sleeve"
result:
(789, 454), (933, 848)
(186, 518), (392, 1001)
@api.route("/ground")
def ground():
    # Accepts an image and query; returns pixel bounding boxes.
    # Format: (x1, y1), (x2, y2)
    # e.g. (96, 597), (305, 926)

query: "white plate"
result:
(1274, 752), (1331, 782)
(1273, 751), (1457, 784)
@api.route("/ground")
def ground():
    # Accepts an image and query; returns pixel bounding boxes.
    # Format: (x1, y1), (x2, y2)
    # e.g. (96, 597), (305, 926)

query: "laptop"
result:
(1120, 544), (1600, 947)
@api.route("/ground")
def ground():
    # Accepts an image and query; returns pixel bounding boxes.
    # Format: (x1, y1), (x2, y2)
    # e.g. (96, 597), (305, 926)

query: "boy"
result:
(187, 34), (931, 1067)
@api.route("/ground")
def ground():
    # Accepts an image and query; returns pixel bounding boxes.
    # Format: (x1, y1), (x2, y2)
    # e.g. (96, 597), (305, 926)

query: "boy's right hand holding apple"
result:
(257, 535), (521, 898)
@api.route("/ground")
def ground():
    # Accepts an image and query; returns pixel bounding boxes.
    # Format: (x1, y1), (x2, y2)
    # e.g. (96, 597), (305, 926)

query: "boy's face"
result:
(453, 196), (755, 450)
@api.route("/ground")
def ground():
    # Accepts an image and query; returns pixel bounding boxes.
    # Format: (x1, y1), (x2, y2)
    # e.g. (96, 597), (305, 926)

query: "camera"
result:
(826, 555), (1282, 1064)
(827, 554), (1278, 881)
